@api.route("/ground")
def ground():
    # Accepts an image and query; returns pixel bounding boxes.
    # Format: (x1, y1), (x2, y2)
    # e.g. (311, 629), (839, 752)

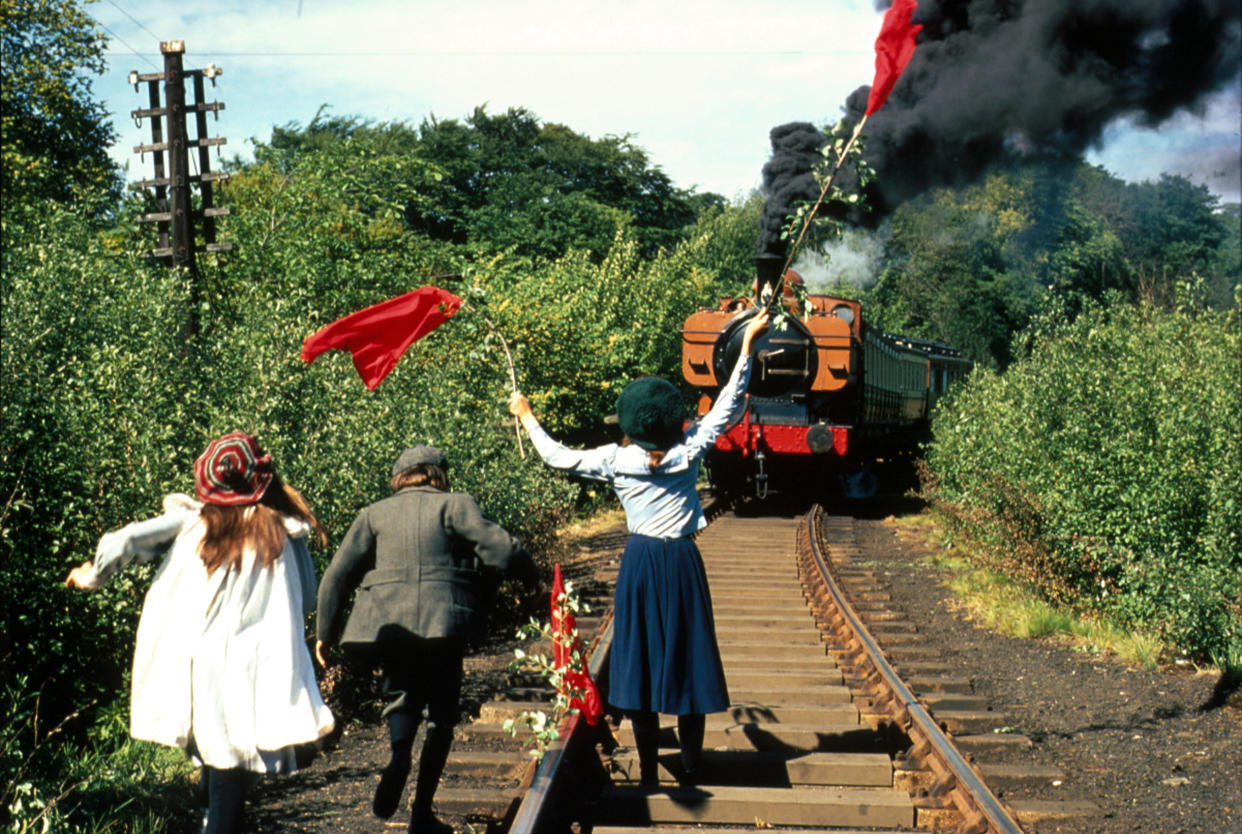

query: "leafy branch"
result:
(775, 117), (877, 303)
(503, 579), (594, 760)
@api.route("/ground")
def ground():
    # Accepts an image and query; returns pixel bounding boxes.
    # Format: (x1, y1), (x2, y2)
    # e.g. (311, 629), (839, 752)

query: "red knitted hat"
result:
(194, 432), (274, 506)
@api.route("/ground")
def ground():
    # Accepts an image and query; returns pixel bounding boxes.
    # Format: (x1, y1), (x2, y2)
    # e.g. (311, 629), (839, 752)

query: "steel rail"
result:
(803, 505), (1024, 834)
(506, 615), (614, 834)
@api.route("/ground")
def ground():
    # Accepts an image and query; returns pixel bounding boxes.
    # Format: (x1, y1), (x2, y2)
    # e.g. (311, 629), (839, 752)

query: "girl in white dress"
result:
(66, 432), (335, 834)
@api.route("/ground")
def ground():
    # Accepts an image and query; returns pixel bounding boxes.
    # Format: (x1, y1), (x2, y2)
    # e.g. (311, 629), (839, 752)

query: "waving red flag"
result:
(866, 0), (922, 116)
(301, 286), (462, 390)
(551, 564), (603, 725)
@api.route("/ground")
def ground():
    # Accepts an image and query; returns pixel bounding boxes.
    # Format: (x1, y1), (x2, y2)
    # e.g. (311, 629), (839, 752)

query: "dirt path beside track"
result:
(856, 510), (1241, 834)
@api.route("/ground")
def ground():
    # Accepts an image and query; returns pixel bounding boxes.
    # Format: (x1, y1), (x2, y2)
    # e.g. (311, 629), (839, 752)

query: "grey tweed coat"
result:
(316, 486), (533, 648)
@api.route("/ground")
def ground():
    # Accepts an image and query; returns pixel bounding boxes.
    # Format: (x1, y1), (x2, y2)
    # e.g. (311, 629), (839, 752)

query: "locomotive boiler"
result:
(681, 255), (972, 498)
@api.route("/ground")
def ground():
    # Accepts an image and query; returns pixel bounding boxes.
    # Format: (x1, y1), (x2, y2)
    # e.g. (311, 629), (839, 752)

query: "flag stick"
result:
(770, 115), (869, 311)
(461, 301), (525, 458)
(767, 0), (920, 311)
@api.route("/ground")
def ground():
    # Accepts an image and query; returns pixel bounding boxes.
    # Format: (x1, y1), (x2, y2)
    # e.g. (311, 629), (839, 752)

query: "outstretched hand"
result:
(741, 310), (771, 354)
(508, 392), (534, 424)
(65, 561), (94, 589)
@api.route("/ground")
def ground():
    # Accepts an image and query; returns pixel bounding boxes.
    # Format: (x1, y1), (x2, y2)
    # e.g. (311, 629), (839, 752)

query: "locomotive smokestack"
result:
(754, 253), (785, 302)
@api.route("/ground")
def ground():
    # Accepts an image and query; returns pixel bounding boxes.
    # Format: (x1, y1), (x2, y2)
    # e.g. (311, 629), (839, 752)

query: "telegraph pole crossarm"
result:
(129, 40), (233, 268)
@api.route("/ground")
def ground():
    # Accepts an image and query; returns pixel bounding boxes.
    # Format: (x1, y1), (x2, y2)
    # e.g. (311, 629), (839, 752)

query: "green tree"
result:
(1125, 175), (1224, 278)
(1042, 199), (1127, 300)
(864, 162), (1239, 368)
(927, 295), (1241, 665)
(1074, 168), (1237, 309)
(265, 106), (719, 262)
(0, 0), (121, 209)
(869, 193), (1037, 367)
(1207, 203), (1241, 309)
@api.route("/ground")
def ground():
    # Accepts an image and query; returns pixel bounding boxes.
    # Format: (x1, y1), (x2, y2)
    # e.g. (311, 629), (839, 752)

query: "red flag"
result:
(865, 0), (922, 116)
(551, 564), (604, 725)
(301, 286), (462, 390)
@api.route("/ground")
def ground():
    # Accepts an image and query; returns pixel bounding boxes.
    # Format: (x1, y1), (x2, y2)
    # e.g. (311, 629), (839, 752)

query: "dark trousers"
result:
(375, 632), (464, 822)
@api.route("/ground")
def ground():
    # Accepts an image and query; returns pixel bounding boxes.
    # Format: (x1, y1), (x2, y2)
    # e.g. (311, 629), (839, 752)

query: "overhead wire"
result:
(98, 22), (159, 70)
(103, 49), (863, 58)
(105, 0), (162, 43)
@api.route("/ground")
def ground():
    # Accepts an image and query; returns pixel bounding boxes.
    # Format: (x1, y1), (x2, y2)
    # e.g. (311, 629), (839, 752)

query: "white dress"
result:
(81, 494), (335, 772)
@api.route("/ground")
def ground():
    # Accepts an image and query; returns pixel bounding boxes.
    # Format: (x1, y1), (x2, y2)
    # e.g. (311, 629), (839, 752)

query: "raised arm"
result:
(509, 392), (617, 481)
(65, 495), (197, 590)
(683, 311), (770, 458)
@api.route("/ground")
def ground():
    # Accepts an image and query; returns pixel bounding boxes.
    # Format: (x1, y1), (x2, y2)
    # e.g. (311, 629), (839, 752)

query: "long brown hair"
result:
(621, 437), (666, 472)
(198, 475), (327, 574)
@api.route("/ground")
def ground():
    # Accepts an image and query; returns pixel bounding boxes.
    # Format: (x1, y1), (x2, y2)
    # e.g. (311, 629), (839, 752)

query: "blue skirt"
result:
(608, 534), (730, 715)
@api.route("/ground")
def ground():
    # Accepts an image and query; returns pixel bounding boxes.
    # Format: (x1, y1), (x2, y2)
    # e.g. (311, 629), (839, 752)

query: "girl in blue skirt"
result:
(509, 310), (769, 784)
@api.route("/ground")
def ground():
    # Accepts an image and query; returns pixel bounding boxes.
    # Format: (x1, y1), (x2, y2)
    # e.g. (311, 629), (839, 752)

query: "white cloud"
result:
(94, 1), (1240, 203)
(1086, 83), (1242, 204)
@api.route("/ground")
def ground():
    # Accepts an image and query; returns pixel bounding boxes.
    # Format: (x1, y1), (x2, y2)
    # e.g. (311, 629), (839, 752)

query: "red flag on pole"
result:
(551, 564), (604, 725)
(865, 0), (922, 116)
(300, 286), (462, 390)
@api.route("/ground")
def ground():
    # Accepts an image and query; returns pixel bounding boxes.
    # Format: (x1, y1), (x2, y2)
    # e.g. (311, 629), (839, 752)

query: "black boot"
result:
(408, 722), (455, 834)
(375, 712), (419, 819)
(203, 767), (249, 834)
(677, 713), (705, 785)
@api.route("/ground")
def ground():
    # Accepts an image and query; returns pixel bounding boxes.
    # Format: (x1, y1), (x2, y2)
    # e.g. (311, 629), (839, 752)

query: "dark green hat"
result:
(615, 377), (684, 451)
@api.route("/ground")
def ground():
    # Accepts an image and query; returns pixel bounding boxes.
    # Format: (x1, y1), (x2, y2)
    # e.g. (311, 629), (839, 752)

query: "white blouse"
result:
(82, 494), (334, 772)
(525, 354), (753, 539)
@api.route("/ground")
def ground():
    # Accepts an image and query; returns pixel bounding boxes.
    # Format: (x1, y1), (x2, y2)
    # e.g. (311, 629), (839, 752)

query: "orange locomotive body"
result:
(680, 271), (971, 498)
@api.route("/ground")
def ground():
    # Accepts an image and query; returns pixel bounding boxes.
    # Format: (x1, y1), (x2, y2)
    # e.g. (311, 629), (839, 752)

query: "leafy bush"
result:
(925, 292), (1242, 664)
(1, 118), (753, 824)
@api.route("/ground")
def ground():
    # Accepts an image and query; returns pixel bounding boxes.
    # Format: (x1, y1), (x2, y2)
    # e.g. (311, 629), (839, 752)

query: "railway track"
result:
(423, 504), (1097, 833)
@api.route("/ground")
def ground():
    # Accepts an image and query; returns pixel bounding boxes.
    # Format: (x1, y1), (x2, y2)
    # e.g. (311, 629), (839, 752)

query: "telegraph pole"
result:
(129, 41), (232, 337)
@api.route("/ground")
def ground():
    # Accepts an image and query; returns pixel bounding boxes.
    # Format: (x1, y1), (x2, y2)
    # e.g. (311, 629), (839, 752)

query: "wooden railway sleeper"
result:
(508, 508), (1025, 834)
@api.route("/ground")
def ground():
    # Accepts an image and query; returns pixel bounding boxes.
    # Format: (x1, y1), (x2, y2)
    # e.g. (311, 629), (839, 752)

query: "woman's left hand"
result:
(741, 310), (771, 354)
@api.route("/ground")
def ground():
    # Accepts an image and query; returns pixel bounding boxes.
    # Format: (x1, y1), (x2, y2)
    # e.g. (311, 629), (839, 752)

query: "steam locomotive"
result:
(681, 256), (973, 498)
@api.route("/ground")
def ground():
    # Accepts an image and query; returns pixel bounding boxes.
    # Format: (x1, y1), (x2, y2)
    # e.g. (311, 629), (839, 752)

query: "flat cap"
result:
(391, 445), (448, 477)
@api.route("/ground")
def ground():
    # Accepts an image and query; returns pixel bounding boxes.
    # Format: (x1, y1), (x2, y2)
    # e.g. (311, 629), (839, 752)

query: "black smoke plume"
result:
(758, 0), (1242, 253)
(757, 122), (831, 259)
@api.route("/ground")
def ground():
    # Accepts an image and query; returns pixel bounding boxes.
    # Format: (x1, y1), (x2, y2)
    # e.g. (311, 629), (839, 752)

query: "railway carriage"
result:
(681, 258), (972, 498)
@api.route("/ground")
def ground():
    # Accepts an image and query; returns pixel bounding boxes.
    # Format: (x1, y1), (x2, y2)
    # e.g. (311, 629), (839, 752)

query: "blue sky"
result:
(90, 0), (1241, 205)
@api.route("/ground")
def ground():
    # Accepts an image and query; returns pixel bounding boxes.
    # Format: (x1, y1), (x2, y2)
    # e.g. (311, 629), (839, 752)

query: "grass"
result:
(557, 506), (627, 542)
(5, 732), (196, 834)
(889, 509), (1172, 670)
